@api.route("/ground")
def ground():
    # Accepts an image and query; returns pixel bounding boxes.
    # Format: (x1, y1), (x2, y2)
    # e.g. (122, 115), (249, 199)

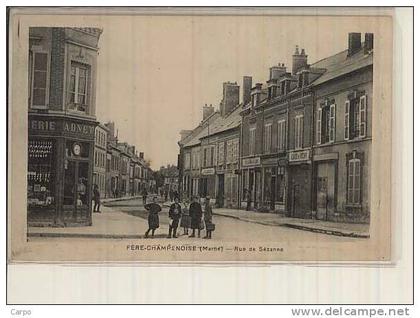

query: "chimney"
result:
(292, 45), (308, 75)
(139, 152), (144, 159)
(242, 76), (252, 105)
(202, 103), (214, 121)
(348, 32), (362, 56)
(269, 63), (287, 80)
(220, 81), (240, 117)
(364, 33), (374, 53)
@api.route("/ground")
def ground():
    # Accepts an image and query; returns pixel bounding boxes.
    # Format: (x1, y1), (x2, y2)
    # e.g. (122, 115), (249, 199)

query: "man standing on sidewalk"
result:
(92, 184), (101, 213)
(141, 187), (148, 206)
(168, 197), (182, 238)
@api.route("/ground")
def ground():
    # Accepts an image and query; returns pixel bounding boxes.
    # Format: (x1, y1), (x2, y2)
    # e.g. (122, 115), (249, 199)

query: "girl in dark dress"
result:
(144, 196), (161, 238)
(189, 196), (203, 238)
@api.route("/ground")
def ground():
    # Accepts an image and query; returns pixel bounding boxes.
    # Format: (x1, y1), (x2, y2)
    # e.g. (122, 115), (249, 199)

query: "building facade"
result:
(93, 124), (108, 198)
(177, 32), (373, 224)
(311, 32), (373, 223)
(27, 27), (102, 227)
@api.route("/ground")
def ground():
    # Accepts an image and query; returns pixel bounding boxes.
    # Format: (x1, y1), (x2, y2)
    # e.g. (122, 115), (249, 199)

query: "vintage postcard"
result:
(8, 7), (394, 263)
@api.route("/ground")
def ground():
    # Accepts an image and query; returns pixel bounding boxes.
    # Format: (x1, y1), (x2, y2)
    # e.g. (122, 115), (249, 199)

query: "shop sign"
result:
(29, 119), (56, 132)
(64, 121), (95, 137)
(289, 150), (311, 162)
(242, 157), (261, 167)
(201, 168), (215, 176)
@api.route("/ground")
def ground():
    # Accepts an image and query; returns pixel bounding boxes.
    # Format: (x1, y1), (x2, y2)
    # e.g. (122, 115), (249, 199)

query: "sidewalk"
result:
(27, 206), (158, 239)
(213, 208), (370, 238)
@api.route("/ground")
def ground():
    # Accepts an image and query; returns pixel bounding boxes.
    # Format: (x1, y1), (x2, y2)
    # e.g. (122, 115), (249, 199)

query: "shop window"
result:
(347, 158), (361, 205)
(294, 114), (304, 149)
(27, 139), (55, 211)
(316, 103), (336, 144)
(345, 95), (367, 140)
(68, 61), (90, 113)
(30, 51), (50, 109)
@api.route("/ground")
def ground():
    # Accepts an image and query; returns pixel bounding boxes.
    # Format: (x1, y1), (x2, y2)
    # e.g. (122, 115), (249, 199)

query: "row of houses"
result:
(93, 121), (155, 199)
(178, 32), (373, 223)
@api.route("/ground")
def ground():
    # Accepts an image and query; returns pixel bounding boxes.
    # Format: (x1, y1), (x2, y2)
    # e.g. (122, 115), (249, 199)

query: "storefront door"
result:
(316, 162), (335, 220)
(63, 160), (90, 222)
(217, 174), (224, 207)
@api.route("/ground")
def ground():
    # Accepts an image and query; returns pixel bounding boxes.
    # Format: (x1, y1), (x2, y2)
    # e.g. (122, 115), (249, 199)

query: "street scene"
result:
(21, 21), (375, 261)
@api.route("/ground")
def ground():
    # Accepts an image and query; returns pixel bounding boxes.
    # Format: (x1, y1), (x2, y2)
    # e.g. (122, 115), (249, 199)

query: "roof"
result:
(183, 105), (242, 148)
(311, 48), (373, 86)
(179, 111), (219, 146)
(201, 104), (242, 139)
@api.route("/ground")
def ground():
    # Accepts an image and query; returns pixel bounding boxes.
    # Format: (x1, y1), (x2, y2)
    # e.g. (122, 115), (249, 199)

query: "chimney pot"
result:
(294, 45), (299, 55)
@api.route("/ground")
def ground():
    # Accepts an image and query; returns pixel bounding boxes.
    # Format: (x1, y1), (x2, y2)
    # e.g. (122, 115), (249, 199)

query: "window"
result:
(184, 153), (191, 170)
(68, 62), (90, 112)
(277, 119), (286, 151)
(218, 142), (225, 165)
(209, 147), (215, 166)
(30, 51), (50, 108)
(294, 115), (304, 149)
(345, 95), (367, 140)
(264, 123), (272, 154)
(348, 158), (361, 204)
(249, 127), (256, 155)
(268, 86), (277, 99)
(316, 103), (336, 144)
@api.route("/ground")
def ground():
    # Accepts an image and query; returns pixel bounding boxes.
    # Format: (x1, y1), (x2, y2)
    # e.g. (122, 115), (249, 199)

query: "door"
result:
(292, 184), (300, 217)
(63, 160), (90, 221)
(270, 176), (276, 210)
(316, 162), (336, 220)
(217, 174), (224, 207)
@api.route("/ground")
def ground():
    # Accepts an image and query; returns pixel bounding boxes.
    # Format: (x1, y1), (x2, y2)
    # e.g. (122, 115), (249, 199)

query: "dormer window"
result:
(298, 71), (309, 88)
(251, 94), (259, 107)
(268, 86), (277, 100)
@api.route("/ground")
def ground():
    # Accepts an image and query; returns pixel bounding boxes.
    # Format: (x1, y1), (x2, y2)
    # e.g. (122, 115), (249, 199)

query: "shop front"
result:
(199, 167), (216, 201)
(28, 114), (97, 227)
(261, 157), (287, 212)
(240, 157), (262, 210)
(287, 149), (312, 218)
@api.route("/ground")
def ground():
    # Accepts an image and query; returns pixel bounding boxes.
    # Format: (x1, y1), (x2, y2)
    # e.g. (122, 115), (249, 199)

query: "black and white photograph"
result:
(5, 6), (401, 266)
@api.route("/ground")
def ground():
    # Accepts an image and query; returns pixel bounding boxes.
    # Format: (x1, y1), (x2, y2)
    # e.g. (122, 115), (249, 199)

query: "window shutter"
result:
(359, 95), (367, 138)
(344, 100), (350, 140)
(316, 108), (322, 144)
(31, 52), (49, 108)
(329, 104), (336, 142)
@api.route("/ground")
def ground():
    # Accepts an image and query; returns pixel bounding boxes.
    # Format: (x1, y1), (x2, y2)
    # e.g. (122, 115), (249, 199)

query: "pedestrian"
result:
(173, 190), (179, 201)
(92, 184), (101, 213)
(141, 187), (148, 206)
(245, 188), (252, 211)
(169, 189), (174, 202)
(203, 196), (215, 239)
(189, 196), (203, 238)
(144, 196), (161, 238)
(164, 189), (169, 202)
(180, 200), (191, 235)
(168, 196), (182, 238)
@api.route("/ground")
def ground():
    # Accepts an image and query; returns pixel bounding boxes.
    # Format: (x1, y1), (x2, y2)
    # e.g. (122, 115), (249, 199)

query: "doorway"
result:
(63, 160), (90, 222)
(316, 162), (336, 220)
(217, 174), (224, 207)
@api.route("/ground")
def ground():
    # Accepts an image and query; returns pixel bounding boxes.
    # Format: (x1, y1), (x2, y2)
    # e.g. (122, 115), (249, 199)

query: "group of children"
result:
(144, 195), (215, 239)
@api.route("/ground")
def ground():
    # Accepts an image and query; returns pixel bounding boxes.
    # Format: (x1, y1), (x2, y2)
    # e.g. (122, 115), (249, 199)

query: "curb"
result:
(28, 232), (168, 240)
(213, 212), (369, 239)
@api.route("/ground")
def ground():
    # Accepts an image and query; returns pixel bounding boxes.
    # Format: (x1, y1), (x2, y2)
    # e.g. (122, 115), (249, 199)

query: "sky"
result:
(93, 14), (381, 170)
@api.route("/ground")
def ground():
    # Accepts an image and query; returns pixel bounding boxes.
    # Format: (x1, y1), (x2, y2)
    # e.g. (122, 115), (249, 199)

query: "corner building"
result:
(27, 27), (102, 226)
